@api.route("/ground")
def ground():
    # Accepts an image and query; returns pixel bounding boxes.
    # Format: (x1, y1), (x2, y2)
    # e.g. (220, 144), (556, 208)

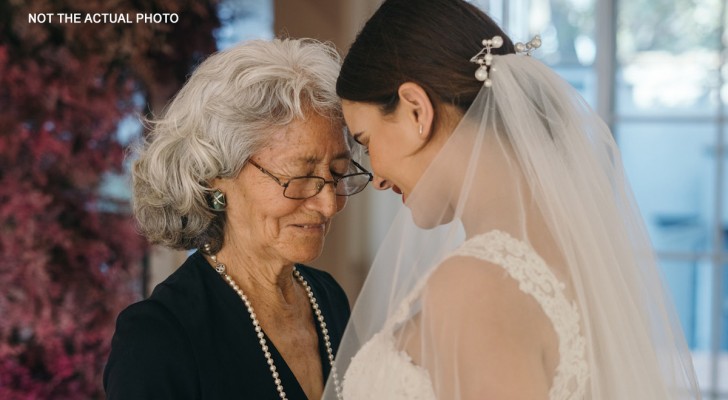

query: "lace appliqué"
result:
(449, 230), (589, 399)
(342, 230), (589, 399)
(341, 330), (437, 400)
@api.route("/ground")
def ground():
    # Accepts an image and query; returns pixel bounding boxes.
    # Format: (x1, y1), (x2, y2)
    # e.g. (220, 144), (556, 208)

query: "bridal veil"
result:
(325, 31), (701, 400)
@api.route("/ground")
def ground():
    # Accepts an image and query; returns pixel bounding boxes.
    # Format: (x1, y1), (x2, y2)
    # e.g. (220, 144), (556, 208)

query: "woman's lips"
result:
(292, 222), (327, 232)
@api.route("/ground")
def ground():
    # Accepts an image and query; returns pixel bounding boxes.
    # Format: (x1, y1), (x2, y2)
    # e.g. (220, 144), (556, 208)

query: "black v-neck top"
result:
(103, 251), (350, 399)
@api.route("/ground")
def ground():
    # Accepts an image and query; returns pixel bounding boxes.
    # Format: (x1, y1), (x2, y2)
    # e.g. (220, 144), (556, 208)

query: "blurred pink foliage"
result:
(0, 0), (219, 398)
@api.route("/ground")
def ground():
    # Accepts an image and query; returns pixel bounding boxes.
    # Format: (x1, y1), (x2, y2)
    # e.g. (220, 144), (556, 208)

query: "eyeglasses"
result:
(247, 159), (373, 200)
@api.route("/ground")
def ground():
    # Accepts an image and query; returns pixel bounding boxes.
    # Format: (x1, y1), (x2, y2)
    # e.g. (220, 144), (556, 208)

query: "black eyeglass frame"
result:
(247, 159), (373, 200)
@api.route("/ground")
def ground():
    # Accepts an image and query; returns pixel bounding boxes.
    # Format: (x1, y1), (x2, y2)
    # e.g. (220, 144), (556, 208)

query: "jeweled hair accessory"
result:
(469, 35), (503, 87)
(515, 35), (542, 56)
(470, 34), (542, 87)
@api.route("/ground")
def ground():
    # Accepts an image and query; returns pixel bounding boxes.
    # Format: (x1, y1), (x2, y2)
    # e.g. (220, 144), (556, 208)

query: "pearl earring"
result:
(418, 125), (424, 135)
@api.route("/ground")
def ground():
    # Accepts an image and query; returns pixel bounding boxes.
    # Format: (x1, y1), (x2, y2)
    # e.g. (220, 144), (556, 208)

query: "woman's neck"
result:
(209, 242), (299, 307)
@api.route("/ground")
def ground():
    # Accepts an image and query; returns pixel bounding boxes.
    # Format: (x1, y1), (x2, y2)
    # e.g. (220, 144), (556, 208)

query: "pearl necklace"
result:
(204, 245), (342, 400)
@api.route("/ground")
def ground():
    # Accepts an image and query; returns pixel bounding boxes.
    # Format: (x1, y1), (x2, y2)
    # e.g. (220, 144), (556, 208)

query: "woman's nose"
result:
(310, 182), (339, 217)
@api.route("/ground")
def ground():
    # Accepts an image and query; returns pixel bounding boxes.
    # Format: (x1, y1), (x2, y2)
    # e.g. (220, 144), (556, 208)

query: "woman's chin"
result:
(287, 243), (325, 264)
(278, 227), (329, 263)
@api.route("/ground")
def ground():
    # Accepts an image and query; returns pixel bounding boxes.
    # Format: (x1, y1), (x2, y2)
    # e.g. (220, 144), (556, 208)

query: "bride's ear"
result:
(397, 82), (435, 142)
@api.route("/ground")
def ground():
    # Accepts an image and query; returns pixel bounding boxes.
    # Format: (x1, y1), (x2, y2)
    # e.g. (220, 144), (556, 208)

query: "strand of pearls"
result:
(204, 245), (342, 399)
(293, 268), (342, 400)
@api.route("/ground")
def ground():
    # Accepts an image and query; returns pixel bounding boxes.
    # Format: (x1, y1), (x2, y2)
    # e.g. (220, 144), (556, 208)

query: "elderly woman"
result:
(103, 38), (371, 400)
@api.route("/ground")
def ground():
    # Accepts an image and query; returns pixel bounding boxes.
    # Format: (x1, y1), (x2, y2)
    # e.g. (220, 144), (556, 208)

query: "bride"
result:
(323, 0), (702, 398)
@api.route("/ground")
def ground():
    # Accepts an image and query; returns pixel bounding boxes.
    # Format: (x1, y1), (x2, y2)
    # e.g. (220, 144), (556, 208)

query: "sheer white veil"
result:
(324, 53), (701, 399)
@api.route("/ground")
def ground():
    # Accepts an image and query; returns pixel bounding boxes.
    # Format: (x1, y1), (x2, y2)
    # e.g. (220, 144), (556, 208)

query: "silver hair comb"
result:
(469, 35), (503, 87)
(515, 35), (542, 56)
(470, 34), (542, 87)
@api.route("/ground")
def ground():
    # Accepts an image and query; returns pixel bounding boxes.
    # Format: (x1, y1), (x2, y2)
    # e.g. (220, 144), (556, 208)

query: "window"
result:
(616, 0), (726, 396)
(472, 0), (728, 396)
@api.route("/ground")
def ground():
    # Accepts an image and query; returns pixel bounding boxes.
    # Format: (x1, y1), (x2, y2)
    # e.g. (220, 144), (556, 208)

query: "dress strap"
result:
(448, 230), (589, 399)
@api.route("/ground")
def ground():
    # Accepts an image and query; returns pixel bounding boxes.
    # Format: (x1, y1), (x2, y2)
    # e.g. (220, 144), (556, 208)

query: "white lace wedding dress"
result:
(341, 230), (590, 399)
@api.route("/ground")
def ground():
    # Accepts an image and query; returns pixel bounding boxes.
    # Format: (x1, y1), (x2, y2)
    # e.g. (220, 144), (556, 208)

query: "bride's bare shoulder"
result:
(418, 255), (557, 398)
(422, 254), (551, 334)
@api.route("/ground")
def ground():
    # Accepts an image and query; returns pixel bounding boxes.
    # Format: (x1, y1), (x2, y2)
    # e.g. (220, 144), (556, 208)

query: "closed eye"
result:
(349, 130), (370, 156)
(331, 163), (350, 178)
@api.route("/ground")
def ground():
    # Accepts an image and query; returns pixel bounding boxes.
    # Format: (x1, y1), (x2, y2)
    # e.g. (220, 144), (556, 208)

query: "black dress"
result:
(103, 251), (350, 400)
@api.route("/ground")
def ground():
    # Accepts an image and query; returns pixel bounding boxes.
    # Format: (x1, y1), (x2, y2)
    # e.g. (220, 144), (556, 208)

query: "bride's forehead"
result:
(343, 101), (381, 119)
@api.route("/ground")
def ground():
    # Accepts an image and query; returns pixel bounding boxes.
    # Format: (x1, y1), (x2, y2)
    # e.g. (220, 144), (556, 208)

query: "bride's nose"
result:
(373, 175), (392, 190)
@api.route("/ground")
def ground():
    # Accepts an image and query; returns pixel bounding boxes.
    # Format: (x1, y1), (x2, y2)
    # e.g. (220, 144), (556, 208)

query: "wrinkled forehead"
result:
(259, 114), (350, 164)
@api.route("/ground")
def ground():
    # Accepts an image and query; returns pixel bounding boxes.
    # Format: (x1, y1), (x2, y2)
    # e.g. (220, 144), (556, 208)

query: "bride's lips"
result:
(391, 185), (405, 203)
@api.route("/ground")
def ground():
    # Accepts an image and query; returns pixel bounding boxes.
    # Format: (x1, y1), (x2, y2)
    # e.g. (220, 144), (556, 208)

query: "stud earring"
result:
(211, 189), (226, 210)
(418, 125), (424, 136)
